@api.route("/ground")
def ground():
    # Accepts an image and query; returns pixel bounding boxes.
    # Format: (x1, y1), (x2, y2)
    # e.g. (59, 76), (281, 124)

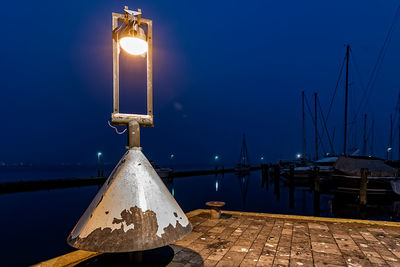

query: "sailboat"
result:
(333, 155), (399, 194)
(330, 45), (400, 194)
(281, 90), (337, 178)
(286, 156), (338, 178)
(234, 134), (251, 174)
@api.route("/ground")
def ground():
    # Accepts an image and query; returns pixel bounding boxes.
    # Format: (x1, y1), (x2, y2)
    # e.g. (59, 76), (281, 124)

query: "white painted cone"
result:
(67, 148), (192, 252)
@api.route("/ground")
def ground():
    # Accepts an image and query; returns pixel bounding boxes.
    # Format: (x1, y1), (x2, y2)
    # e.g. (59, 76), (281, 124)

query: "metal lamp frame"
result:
(111, 10), (153, 127)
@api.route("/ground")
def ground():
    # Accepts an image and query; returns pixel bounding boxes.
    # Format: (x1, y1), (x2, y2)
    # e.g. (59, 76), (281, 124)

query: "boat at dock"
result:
(281, 44), (400, 197)
(332, 156), (400, 194)
(281, 156), (337, 178)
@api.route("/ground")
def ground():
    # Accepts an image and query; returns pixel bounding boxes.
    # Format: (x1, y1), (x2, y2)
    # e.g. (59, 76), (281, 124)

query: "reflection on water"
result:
(236, 173), (250, 209)
(164, 170), (400, 222)
(1, 170), (400, 266)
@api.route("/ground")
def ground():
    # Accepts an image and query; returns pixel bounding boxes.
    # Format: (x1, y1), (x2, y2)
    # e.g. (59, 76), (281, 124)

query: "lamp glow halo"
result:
(120, 37), (148, 55)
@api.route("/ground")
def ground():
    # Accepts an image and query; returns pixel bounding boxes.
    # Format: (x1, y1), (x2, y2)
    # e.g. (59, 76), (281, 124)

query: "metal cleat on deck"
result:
(67, 6), (192, 253)
(206, 201), (226, 219)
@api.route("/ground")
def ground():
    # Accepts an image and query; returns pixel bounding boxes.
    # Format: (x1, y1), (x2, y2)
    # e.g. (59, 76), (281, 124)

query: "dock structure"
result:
(35, 209), (400, 266)
(0, 167), (262, 194)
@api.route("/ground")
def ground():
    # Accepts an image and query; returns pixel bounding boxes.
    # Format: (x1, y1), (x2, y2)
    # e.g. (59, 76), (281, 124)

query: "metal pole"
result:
(371, 120), (375, 156)
(147, 20), (153, 117)
(363, 114), (367, 155)
(112, 15), (119, 114)
(302, 91), (306, 160)
(314, 92), (318, 160)
(390, 114), (393, 161)
(344, 45), (350, 155)
(129, 251), (143, 264)
(128, 120), (140, 148)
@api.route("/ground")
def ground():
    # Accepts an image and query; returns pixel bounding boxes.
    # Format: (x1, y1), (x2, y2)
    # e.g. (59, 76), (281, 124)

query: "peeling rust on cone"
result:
(67, 149), (192, 252)
(67, 206), (191, 252)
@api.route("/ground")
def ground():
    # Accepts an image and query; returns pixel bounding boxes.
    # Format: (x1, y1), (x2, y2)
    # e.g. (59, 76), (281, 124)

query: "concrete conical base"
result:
(67, 148), (192, 252)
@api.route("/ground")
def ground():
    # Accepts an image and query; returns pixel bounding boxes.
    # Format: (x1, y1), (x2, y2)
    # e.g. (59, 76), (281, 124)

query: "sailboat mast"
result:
(314, 92), (318, 160)
(363, 114), (367, 155)
(239, 133), (249, 167)
(390, 114), (393, 160)
(371, 120), (375, 156)
(343, 45), (350, 155)
(397, 91), (400, 160)
(398, 121), (400, 160)
(302, 91), (306, 159)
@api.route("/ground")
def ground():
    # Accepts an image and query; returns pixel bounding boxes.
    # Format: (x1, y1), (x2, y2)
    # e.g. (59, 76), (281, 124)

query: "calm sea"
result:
(0, 166), (399, 266)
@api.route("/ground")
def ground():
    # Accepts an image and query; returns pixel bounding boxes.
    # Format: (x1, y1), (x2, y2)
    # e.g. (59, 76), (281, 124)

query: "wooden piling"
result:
(289, 165), (294, 208)
(313, 166), (320, 193)
(261, 164), (268, 188)
(360, 168), (368, 206)
(274, 164), (280, 200)
(261, 164), (267, 176)
(274, 164), (280, 178)
(313, 166), (320, 216)
(289, 165), (294, 180)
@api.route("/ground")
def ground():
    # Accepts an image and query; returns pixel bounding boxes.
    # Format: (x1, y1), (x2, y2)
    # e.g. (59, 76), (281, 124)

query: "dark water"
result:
(0, 165), (114, 182)
(0, 168), (400, 266)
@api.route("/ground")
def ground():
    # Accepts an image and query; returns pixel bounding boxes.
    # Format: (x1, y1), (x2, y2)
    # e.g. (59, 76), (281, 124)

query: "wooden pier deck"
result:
(35, 209), (400, 266)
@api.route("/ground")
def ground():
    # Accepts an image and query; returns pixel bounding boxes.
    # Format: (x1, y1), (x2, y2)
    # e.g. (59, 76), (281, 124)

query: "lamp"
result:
(119, 21), (148, 55)
(67, 7), (191, 254)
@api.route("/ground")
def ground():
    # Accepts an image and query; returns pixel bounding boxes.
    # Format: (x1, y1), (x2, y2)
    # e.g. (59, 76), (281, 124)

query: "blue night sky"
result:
(1, 0), (400, 167)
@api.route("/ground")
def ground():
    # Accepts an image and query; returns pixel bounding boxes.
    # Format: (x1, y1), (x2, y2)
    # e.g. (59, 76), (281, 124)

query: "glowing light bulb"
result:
(119, 37), (148, 55)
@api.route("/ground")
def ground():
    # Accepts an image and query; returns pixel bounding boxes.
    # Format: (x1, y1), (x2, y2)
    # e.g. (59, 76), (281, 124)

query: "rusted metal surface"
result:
(205, 201), (226, 208)
(205, 201), (226, 219)
(67, 149), (192, 252)
(128, 120), (140, 148)
(111, 113), (153, 126)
